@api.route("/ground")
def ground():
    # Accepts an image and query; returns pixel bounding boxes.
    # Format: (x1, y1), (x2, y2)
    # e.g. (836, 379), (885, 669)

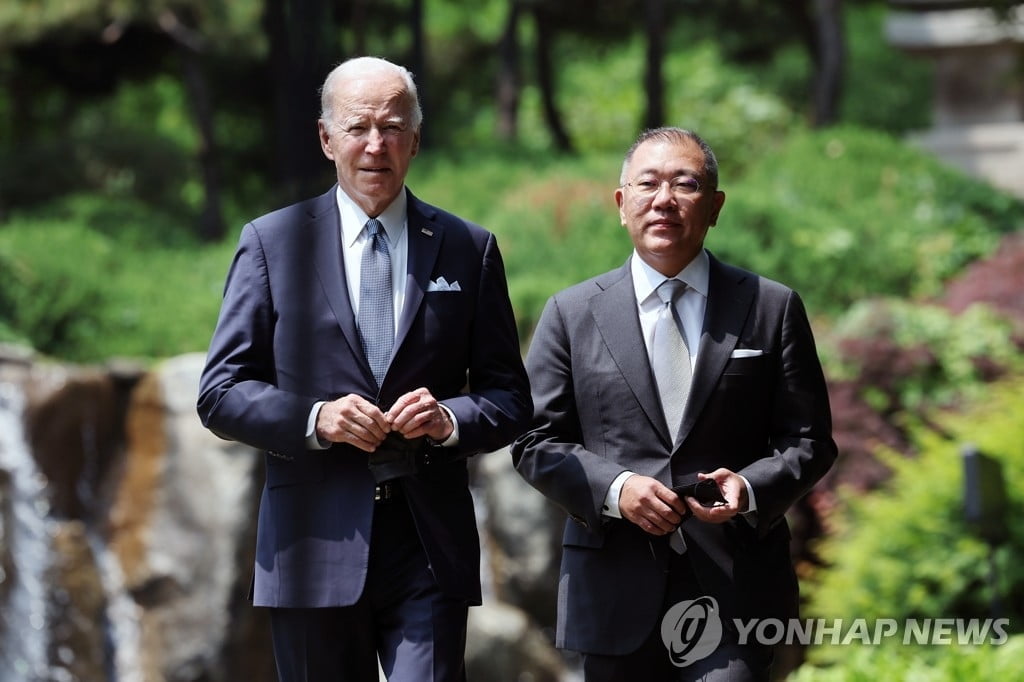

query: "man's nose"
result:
(365, 127), (386, 152)
(651, 181), (678, 208)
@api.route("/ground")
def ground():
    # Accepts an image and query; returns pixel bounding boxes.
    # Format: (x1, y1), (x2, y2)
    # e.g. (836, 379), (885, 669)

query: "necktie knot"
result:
(365, 217), (384, 239)
(657, 278), (686, 306)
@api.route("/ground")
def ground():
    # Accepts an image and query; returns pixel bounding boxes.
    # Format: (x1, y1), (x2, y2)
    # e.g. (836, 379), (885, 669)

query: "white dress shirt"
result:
(602, 250), (756, 518)
(304, 186), (458, 449)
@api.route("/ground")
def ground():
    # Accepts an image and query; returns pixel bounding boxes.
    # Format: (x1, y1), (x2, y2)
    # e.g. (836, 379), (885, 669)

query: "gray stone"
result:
(466, 600), (567, 682)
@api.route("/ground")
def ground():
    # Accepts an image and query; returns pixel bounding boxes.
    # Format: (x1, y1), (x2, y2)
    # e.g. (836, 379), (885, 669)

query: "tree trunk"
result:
(811, 0), (845, 127)
(642, 0), (666, 131)
(159, 8), (226, 242)
(409, 0), (430, 147)
(264, 0), (337, 204)
(532, 6), (574, 153)
(180, 46), (226, 242)
(496, 0), (523, 142)
(351, 0), (367, 55)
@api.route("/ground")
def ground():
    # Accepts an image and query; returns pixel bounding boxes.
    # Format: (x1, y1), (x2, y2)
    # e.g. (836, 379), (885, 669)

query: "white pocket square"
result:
(730, 348), (764, 358)
(427, 276), (461, 292)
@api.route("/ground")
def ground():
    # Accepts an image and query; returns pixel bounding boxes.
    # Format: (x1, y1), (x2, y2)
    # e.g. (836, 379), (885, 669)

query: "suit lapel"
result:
(394, 192), (443, 359)
(309, 187), (375, 383)
(590, 262), (673, 447)
(676, 254), (754, 445)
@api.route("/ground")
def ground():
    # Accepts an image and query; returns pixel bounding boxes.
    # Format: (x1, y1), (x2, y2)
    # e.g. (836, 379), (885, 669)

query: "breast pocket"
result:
(713, 353), (774, 425)
(721, 352), (772, 379)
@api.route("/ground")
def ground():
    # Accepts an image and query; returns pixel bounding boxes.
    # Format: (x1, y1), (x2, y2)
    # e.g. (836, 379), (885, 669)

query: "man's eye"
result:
(637, 180), (659, 190)
(673, 179), (700, 193)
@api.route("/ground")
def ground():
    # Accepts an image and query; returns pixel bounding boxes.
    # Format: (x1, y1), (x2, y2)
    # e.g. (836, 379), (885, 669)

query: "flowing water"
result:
(0, 379), (145, 681)
(0, 381), (57, 680)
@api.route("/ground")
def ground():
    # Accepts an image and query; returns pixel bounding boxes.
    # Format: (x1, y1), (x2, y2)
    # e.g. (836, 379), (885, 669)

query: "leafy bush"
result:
(838, 2), (933, 133)
(788, 635), (1024, 681)
(819, 298), (1024, 409)
(799, 377), (1024, 669)
(409, 150), (630, 338)
(0, 211), (234, 362)
(0, 220), (113, 359)
(710, 126), (1024, 316)
(417, 126), (1024, 342)
(537, 36), (795, 170)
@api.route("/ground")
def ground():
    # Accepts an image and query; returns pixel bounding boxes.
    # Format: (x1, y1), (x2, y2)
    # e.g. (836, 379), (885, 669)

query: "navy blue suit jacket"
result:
(198, 186), (531, 608)
(512, 253), (836, 655)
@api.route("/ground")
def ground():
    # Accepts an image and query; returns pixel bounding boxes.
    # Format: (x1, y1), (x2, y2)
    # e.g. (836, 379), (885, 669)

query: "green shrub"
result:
(710, 126), (1024, 315)
(819, 298), (1024, 408)
(788, 635), (1024, 681)
(0, 212), (234, 362)
(0, 220), (113, 359)
(800, 377), (1024, 667)
(409, 150), (631, 339)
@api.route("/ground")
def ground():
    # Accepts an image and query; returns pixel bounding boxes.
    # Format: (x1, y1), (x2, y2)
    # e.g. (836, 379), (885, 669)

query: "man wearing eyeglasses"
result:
(512, 127), (836, 680)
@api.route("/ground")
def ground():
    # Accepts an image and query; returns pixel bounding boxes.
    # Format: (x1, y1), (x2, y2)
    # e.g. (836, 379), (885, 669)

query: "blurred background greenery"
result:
(2, 0), (1022, 678)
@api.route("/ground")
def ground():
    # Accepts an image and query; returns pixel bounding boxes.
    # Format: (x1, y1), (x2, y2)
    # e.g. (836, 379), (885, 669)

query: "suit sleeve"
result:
(196, 224), (318, 456)
(739, 289), (837, 532)
(511, 295), (629, 532)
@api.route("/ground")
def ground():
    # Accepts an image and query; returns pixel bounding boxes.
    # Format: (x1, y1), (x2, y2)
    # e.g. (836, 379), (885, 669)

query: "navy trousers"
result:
(269, 487), (469, 681)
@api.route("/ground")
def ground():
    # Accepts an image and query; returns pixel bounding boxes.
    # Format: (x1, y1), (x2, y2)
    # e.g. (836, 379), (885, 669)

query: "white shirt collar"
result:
(630, 249), (710, 307)
(335, 186), (408, 247)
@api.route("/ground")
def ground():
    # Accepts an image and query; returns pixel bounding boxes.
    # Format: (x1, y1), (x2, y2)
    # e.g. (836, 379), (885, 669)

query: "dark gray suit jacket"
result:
(197, 186), (531, 609)
(511, 252), (836, 655)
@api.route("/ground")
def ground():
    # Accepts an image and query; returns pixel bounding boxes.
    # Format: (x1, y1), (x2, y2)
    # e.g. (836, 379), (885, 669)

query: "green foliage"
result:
(1, 1), (1020, 360)
(710, 126), (1024, 315)
(800, 377), (1024, 667)
(0, 206), (233, 361)
(1, 76), (197, 216)
(518, 35), (795, 167)
(750, 3), (933, 134)
(408, 150), (629, 336)
(788, 635), (1024, 682)
(819, 298), (1024, 408)
(0, 220), (115, 359)
(838, 3), (933, 132)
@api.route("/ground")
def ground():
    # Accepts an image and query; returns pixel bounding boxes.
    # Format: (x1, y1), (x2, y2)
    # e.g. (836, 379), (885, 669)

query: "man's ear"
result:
(318, 120), (335, 160)
(410, 127), (421, 158)
(614, 187), (627, 226)
(709, 190), (726, 226)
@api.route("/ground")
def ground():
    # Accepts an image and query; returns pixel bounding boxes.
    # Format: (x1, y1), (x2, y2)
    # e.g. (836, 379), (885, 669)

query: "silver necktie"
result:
(651, 279), (691, 442)
(357, 218), (394, 388)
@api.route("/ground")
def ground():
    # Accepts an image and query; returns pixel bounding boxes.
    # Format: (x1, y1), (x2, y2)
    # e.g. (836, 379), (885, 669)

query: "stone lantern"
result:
(886, 1), (1024, 197)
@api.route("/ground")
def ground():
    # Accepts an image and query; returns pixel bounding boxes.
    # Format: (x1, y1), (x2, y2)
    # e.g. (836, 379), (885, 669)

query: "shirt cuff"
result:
(431, 404), (460, 447)
(305, 401), (330, 450)
(740, 475), (757, 513)
(601, 471), (636, 518)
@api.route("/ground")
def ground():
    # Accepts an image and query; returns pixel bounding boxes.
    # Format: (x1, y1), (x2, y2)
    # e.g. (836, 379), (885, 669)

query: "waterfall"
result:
(90, 536), (144, 682)
(0, 381), (57, 680)
(0, 380), (145, 682)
